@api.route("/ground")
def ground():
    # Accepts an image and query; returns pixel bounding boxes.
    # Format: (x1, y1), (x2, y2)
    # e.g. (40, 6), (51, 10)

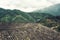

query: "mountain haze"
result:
(36, 4), (60, 16)
(0, 4), (60, 32)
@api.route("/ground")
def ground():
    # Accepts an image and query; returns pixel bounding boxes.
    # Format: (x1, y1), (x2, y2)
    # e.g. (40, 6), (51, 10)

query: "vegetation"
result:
(0, 8), (36, 23)
(0, 23), (60, 40)
(0, 8), (60, 32)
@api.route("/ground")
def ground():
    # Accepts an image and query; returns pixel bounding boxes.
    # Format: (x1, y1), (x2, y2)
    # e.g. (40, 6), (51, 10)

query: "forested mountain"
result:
(0, 8), (36, 23)
(0, 8), (56, 23)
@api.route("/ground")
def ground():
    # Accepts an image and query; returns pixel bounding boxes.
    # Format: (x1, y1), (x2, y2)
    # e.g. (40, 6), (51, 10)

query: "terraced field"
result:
(0, 23), (60, 40)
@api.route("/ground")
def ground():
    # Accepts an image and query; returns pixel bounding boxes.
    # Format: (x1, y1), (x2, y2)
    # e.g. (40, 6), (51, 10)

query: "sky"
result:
(0, 0), (60, 12)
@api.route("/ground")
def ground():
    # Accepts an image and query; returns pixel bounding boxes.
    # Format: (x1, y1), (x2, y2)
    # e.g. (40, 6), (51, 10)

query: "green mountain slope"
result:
(0, 8), (36, 23)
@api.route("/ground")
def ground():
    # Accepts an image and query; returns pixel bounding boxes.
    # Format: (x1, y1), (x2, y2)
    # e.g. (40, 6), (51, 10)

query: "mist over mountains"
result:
(0, 4), (60, 23)
(0, 4), (60, 31)
(36, 4), (60, 16)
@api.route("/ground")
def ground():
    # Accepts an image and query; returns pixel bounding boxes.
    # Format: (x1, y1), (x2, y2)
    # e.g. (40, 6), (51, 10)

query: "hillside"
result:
(0, 23), (60, 40)
(0, 8), (36, 23)
(28, 12), (60, 32)
(0, 8), (60, 32)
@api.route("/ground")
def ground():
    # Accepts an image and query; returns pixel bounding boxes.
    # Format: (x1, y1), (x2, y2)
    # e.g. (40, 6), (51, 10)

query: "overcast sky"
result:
(0, 0), (60, 12)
